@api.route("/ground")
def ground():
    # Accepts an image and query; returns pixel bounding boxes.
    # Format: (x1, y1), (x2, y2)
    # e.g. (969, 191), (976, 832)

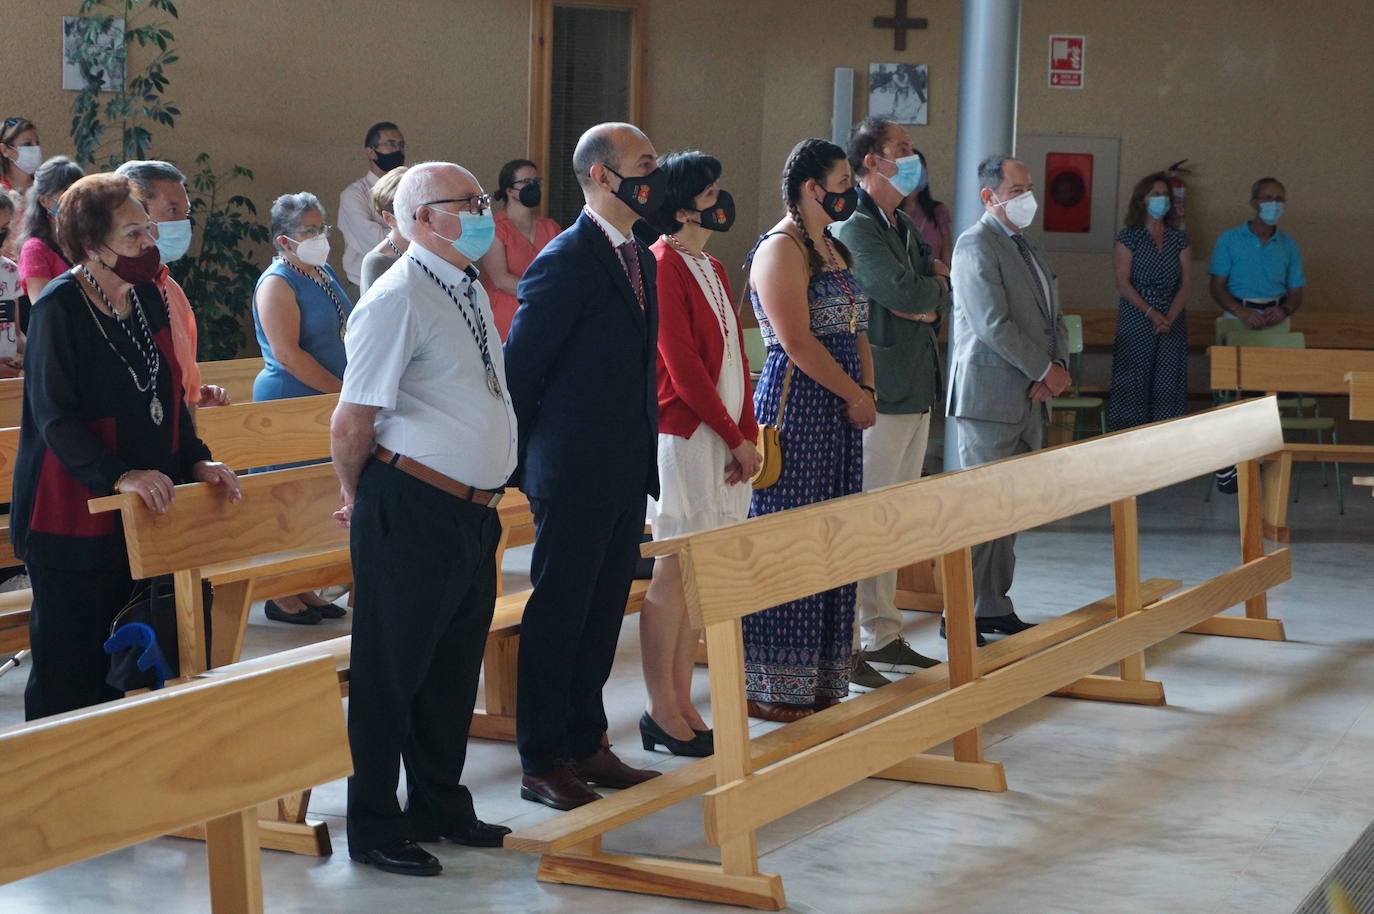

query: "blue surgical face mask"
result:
(880, 154), (926, 198)
(1146, 195), (1170, 219)
(432, 207), (495, 262)
(154, 218), (193, 262)
(1258, 200), (1284, 225)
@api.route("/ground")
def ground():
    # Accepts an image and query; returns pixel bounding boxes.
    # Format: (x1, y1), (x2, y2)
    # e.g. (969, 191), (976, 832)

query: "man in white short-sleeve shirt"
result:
(338, 121), (406, 290)
(330, 161), (515, 877)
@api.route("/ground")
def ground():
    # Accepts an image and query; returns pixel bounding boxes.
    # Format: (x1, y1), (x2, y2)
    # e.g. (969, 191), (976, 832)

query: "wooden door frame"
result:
(527, 0), (647, 178)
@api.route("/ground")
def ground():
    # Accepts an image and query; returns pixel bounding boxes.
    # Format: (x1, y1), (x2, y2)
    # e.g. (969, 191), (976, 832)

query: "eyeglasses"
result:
(511, 177), (543, 189)
(423, 195), (491, 216)
(372, 140), (406, 153)
(2, 118), (22, 127)
(291, 224), (333, 239)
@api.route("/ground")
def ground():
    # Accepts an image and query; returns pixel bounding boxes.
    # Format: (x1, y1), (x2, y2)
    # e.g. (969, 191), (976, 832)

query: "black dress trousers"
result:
(345, 459), (502, 853)
(24, 563), (131, 720)
(514, 495), (645, 775)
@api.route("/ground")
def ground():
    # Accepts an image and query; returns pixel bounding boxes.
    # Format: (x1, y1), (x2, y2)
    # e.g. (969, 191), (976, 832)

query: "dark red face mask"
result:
(105, 245), (162, 285)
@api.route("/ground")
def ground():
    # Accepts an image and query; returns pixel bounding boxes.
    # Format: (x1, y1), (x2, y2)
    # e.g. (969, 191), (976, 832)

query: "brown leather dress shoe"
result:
(520, 763), (603, 810)
(573, 745), (662, 789)
(747, 700), (815, 723)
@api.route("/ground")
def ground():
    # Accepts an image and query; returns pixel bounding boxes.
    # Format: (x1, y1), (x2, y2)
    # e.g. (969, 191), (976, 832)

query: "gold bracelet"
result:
(112, 471), (132, 494)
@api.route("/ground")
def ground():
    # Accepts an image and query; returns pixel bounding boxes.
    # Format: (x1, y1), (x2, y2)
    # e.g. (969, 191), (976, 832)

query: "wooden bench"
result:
(0, 654), (351, 912)
(1211, 346), (1374, 541)
(503, 398), (1290, 910)
(1068, 309), (1374, 352)
(0, 356), (265, 429)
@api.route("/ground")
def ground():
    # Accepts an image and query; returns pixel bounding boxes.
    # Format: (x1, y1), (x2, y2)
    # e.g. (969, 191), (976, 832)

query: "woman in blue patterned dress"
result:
(1107, 172), (1192, 430)
(743, 138), (876, 723)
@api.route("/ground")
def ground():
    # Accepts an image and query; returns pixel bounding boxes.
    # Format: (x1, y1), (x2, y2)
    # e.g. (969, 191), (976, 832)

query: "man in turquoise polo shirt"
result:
(832, 117), (951, 693)
(1208, 177), (1305, 330)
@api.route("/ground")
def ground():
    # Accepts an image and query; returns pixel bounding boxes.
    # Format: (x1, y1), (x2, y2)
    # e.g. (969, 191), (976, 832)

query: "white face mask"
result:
(994, 190), (1038, 229)
(291, 234), (331, 267)
(13, 145), (42, 175)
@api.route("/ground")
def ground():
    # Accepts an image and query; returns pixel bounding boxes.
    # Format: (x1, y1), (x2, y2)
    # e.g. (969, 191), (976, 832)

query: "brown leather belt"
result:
(373, 446), (503, 507)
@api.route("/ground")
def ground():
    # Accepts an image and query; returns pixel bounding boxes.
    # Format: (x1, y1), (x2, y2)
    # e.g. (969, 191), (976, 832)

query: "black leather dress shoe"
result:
(521, 763), (603, 810)
(349, 839), (441, 876)
(939, 619), (987, 647)
(573, 745), (662, 789)
(976, 612), (1037, 635)
(315, 601), (348, 619)
(418, 818), (512, 848)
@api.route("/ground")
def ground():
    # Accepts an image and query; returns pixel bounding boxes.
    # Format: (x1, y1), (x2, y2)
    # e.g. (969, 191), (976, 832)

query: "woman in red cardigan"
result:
(640, 151), (761, 757)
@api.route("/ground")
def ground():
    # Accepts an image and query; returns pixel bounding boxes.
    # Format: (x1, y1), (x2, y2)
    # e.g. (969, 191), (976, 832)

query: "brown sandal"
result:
(747, 700), (816, 723)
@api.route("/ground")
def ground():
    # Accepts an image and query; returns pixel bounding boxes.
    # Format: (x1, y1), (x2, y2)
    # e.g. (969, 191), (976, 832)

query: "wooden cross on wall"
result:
(873, 0), (928, 52)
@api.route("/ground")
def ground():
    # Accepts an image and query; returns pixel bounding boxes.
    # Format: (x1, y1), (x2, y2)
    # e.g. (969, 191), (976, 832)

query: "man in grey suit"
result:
(946, 154), (1070, 639)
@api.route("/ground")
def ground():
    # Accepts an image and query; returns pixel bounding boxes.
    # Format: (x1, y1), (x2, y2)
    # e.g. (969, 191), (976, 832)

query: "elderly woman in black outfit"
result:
(13, 173), (242, 721)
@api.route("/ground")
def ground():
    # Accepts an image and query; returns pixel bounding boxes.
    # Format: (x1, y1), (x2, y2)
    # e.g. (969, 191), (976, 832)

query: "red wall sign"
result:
(1049, 34), (1085, 89)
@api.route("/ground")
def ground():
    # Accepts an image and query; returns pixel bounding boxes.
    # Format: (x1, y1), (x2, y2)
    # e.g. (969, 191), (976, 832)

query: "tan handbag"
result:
(752, 362), (793, 490)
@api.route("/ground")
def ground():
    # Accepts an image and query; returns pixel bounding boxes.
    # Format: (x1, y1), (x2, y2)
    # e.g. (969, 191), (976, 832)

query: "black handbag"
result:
(104, 575), (213, 691)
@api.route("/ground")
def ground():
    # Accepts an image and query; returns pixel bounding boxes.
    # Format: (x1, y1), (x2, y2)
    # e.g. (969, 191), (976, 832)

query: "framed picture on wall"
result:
(869, 63), (928, 125)
(62, 16), (125, 92)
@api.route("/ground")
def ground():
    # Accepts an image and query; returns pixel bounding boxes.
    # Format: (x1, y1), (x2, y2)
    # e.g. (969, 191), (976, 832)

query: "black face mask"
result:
(818, 186), (859, 222)
(607, 166), (667, 218)
(517, 181), (542, 208)
(695, 189), (736, 232)
(373, 149), (405, 172)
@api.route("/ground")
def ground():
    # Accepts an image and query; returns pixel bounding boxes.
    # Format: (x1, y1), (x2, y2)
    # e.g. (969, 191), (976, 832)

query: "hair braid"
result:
(781, 138), (846, 276)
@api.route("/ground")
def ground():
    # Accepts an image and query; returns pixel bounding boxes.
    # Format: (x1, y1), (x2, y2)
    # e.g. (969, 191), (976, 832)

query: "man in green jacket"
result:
(832, 117), (951, 692)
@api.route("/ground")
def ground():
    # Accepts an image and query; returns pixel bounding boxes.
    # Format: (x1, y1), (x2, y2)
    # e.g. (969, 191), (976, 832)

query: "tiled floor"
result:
(2, 471), (1371, 913)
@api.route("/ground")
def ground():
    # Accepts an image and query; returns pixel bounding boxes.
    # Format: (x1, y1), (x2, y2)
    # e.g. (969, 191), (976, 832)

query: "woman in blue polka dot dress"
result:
(1107, 172), (1193, 430)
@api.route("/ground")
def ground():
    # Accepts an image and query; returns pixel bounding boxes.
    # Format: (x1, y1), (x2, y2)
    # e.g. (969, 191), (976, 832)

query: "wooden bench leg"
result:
(471, 629), (519, 741)
(209, 580), (253, 668)
(1261, 450), (1293, 543)
(205, 809), (264, 914)
(1055, 498), (1165, 706)
(1188, 458), (1288, 642)
(173, 790), (332, 857)
(880, 549), (1006, 792)
(893, 558), (944, 613)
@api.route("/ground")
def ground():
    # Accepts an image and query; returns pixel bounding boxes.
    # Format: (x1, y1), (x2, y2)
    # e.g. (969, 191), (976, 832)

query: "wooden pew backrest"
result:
(1210, 346), (1374, 394)
(87, 462), (346, 579)
(649, 398), (1284, 627)
(199, 357), (264, 406)
(194, 394), (337, 470)
(0, 655), (350, 886)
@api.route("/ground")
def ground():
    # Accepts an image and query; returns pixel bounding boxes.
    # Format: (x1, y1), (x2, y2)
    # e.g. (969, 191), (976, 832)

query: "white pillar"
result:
(946, 0), (1022, 469)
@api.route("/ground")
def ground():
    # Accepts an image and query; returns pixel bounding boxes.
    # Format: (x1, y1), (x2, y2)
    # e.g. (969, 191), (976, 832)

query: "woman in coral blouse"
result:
(480, 159), (560, 338)
(639, 150), (760, 757)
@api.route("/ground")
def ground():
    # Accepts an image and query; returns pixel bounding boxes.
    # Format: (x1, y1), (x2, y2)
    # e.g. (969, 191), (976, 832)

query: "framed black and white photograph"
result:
(869, 62), (928, 125)
(62, 16), (125, 92)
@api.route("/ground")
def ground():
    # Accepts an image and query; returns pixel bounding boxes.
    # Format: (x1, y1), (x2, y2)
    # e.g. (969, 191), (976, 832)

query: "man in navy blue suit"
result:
(504, 122), (666, 810)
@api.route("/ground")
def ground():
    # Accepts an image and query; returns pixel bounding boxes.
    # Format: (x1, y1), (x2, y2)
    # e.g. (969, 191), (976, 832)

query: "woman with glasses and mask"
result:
(741, 138), (874, 723)
(251, 192), (352, 624)
(13, 173), (241, 720)
(635, 151), (759, 757)
(17, 156), (84, 311)
(0, 118), (42, 245)
(481, 159), (561, 338)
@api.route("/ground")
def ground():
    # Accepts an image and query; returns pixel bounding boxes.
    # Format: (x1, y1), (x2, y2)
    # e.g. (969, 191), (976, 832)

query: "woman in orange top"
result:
(117, 160), (229, 408)
(480, 159), (560, 338)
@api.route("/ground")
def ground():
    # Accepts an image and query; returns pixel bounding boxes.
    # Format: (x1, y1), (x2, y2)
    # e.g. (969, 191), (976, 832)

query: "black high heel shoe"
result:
(639, 712), (713, 757)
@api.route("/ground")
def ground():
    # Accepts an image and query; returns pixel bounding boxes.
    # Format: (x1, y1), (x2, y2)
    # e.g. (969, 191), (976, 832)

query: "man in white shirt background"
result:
(331, 160), (515, 877)
(338, 121), (406, 296)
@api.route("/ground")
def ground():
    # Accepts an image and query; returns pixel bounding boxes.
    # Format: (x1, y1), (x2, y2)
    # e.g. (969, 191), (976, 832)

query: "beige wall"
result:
(8, 0), (1371, 339)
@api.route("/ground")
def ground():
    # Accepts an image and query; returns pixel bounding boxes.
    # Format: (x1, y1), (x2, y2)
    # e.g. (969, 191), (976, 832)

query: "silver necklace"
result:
(78, 266), (164, 425)
(410, 256), (503, 399)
